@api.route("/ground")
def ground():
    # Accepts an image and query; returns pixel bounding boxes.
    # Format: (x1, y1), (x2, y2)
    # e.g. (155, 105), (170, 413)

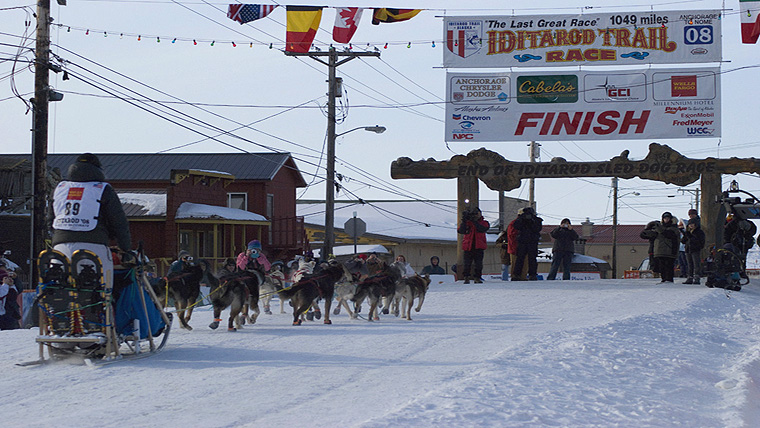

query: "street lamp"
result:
(323, 125), (386, 260)
(612, 176), (640, 279)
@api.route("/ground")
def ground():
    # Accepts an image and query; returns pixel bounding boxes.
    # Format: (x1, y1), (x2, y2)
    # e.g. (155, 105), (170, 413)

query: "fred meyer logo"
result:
(671, 75), (697, 97)
(517, 75), (578, 104)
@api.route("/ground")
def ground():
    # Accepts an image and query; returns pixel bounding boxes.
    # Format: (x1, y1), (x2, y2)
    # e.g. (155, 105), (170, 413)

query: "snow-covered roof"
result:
(175, 202), (267, 222)
(537, 248), (608, 265)
(117, 192), (167, 217)
(313, 244), (390, 258)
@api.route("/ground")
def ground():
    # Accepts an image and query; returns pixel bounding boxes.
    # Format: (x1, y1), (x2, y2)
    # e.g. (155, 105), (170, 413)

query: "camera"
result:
(461, 209), (478, 222)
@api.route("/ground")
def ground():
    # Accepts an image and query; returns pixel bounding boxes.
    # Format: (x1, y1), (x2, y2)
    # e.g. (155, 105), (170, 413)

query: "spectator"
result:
(395, 255), (416, 277)
(640, 220), (660, 276)
(512, 207), (543, 281)
(51, 153), (131, 291)
(547, 218), (579, 281)
(507, 211), (527, 281)
(457, 207), (490, 284)
(681, 217), (706, 284)
(420, 256), (445, 275)
(169, 250), (194, 275)
(0, 270), (21, 330)
(217, 257), (238, 279)
(641, 212), (681, 283)
(495, 229), (510, 281)
(237, 240), (271, 272)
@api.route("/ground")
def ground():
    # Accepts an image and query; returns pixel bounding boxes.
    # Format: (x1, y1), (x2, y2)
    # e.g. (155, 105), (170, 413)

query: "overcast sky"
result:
(1, 0), (758, 227)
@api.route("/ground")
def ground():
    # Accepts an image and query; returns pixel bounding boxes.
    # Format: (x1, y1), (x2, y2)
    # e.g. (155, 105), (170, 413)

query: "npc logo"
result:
(446, 20), (483, 58)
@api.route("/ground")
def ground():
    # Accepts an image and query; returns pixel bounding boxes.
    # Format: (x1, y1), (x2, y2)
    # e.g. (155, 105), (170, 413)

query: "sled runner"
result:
(21, 246), (171, 366)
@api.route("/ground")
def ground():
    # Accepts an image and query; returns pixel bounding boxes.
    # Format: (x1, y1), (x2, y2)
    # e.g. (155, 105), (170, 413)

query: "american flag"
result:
(227, 4), (277, 25)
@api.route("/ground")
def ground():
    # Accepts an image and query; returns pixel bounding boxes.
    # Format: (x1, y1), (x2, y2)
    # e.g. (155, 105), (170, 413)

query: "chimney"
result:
(581, 217), (594, 238)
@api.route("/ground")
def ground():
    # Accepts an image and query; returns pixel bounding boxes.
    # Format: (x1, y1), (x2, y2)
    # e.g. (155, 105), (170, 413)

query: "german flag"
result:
(371, 8), (421, 25)
(286, 6), (323, 52)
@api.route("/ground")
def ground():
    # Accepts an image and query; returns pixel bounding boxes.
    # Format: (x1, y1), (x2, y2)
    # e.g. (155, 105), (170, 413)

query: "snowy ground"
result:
(3, 277), (760, 428)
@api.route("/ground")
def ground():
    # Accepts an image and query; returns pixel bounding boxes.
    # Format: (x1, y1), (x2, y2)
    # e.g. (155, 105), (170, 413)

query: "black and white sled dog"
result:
(351, 261), (404, 321)
(392, 274), (431, 321)
(279, 258), (366, 325)
(207, 270), (248, 332)
(236, 267), (265, 326)
(153, 259), (215, 331)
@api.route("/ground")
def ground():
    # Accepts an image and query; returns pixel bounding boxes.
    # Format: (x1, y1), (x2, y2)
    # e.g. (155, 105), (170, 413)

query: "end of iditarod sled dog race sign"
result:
(443, 10), (722, 68)
(445, 67), (720, 142)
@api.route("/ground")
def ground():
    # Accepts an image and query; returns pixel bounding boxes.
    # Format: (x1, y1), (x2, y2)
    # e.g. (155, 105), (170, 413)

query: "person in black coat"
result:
(547, 218), (579, 280)
(681, 217), (706, 284)
(511, 207), (543, 281)
(640, 220), (660, 275)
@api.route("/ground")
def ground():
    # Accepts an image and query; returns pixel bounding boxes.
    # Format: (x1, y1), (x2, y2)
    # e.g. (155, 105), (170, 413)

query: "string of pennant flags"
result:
(53, 22), (437, 52)
(51, 3), (760, 52)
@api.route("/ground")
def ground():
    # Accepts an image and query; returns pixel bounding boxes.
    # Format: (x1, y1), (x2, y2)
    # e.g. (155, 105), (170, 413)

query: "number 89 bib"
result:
(52, 181), (108, 232)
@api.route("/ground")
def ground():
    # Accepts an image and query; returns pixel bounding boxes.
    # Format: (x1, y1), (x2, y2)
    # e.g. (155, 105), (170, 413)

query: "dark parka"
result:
(51, 160), (132, 251)
(641, 221), (681, 259)
(681, 222), (706, 254)
(550, 226), (579, 253)
(513, 211), (543, 246)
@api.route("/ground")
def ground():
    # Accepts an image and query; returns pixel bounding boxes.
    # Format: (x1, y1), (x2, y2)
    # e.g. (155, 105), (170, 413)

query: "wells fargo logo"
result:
(517, 75), (578, 104)
(67, 187), (84, 200)
(671, 75), (697, 97)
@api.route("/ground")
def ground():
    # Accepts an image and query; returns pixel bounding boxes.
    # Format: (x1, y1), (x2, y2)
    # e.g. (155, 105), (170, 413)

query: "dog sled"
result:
(20, 247), (171, 366)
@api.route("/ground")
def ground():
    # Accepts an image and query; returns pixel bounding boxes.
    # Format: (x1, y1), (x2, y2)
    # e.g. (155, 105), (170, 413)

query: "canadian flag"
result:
(741, 0), (760, 43)
(333, 7), (363, 44)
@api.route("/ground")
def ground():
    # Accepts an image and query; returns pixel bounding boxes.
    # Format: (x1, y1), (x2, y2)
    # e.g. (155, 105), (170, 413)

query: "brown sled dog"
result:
(279, 258), (366, 325)
(351, 261), (404, 321)
(153, 259), (213, 331)
(392, 274), (431, 321)
(208, 271), (249, 332)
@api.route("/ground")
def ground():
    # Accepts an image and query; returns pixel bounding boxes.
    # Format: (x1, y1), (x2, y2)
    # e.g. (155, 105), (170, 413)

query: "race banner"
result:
(445, 67), (720, 142)
(443, 10), (722, 68)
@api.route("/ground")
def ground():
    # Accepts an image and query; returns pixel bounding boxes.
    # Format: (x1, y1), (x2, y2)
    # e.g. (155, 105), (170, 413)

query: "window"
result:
(228, 193), (247, 210)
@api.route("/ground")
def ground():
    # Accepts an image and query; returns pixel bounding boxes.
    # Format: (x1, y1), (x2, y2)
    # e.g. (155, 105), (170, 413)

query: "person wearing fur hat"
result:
(51, 153), (131, 290)
(681, 216), (705, 284)
(457, 207), (490, 284)
(236, 240), (271, 272)
(640, 212), (681, 283)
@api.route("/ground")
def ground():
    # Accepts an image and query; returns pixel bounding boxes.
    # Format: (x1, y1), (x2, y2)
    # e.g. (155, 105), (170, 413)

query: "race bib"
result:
(53, 181), (108, 232)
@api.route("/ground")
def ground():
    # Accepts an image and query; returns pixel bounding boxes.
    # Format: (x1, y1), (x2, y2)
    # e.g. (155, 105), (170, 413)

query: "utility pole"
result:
(678, 187), (701, 214)
(31, 0), (52, 276)
(612, 177), (618, 279)
(285, 47), (380, 260)
(528, 141), (539, 209)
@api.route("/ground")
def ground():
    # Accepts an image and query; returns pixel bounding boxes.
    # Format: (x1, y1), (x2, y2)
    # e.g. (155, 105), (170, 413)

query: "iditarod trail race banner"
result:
(445, 67), (720, 142)
(443, 10), (722, 68)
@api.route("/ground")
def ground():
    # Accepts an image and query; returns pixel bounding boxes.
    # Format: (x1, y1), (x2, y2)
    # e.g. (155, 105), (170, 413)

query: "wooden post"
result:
(700, 173), (722, 252)
(456, 176), (478, 281)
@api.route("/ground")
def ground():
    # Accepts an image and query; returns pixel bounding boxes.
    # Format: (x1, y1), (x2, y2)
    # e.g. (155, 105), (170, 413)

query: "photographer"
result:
(512, 207), (543, 281)
(457, 207), (490, 284)
(547, 218), (579, 280)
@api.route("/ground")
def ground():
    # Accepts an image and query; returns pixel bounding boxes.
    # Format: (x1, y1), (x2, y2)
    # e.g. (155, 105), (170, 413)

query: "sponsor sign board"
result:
(445, 67), (720, 142)
(443, 10), (722, 68)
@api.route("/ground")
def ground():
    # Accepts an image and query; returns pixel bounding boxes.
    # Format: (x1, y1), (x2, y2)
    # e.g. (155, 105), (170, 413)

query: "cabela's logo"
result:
(446, 20), (483, 58)
(517, 75), (578, 104)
